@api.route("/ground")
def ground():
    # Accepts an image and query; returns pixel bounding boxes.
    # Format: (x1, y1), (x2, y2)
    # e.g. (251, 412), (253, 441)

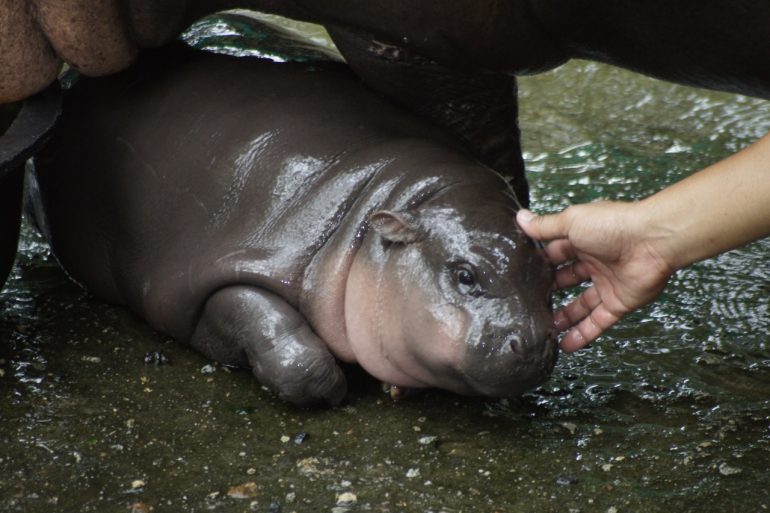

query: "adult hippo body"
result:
(32, 47), (556, 406)
(5, 1), (770, 206)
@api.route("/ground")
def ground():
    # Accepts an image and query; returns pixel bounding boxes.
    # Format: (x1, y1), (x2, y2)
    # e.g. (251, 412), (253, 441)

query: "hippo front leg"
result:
(190, 286), (347, 406)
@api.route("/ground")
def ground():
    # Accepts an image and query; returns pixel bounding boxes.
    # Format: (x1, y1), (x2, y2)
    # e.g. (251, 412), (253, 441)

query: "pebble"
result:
(718, 462), (742, 476)
(143, 351), (171, 366)
(200, 364), (216, 374)
(601, 464), (614, 472)
(280, 435), (291, 443)
(561, 422), (578, 435)
(296, 457), (321, 477)
(406, 468), (420, 479)
(81, 356), (102, 364)
(336, 492), (357, 506)
(130, 502), (151, 513)
(227, 482), (259, 499)
(131, 480), (145, 489)
(556, 474), (578, 486)
(293, 432), (310, 444)
(417, 436), (437, 445)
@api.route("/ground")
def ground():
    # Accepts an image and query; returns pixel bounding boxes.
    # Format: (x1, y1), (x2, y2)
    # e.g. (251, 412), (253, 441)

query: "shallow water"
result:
(2, 15), (770, 513)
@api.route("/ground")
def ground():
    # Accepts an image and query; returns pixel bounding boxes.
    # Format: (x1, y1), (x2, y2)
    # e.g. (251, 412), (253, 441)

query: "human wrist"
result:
(631, 195), (685, 272)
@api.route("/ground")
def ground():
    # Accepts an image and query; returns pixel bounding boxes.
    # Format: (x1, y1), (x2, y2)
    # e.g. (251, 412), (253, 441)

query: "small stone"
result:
(0, 369), (5, 378)
(200, 364), (216, 374)
(417, 436), (437, 445)
(601, 464), (613, 472)
(561, 422), (578, 435)
(336, 492), (357, 506)
(280, 435), (290, 443)
(131, 479), (145, 489)
(606, 507), (618, 513)
(718, 463), (742, 476)
(81, 356), (101, 363)
(130, 502), (152, 513)
(285, 492), (296, 503)
(556, 474), (578, 486)
(293, 432), (310, 444)
(593, 428), (604, 436)
(267, 500), (281, 513)
(144, 351), (171, 366)
(206, 492), (220, 500)
(614, 456), (625, 462)
(227, 482), (259, 499)
(246, 468), (256, 475)
(406, 468), (420, 479)
(296, 457), (321, 477)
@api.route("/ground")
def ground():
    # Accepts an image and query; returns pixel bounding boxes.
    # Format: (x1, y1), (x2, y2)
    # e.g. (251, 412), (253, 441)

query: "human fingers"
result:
(542, 238), (577, 265)
(516, 208), (573, 242)
(553, 285), (602, 332)
(554, 260), (591, 290)
(559, 304), (622, 352)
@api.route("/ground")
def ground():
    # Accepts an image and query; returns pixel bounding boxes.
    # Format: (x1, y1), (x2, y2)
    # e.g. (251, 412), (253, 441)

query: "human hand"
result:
(516, 202), (675, 352)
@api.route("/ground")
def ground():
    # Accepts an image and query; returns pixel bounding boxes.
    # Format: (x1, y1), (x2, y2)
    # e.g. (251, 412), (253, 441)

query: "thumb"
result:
(516, 208), (572, 242)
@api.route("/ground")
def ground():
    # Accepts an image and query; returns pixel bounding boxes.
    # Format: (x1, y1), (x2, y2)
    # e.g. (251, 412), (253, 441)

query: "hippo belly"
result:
(33, 47), (556, 406)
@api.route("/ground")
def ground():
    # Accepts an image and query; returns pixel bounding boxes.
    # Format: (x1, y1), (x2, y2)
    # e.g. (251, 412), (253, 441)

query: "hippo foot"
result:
(191, 285), (347, 407)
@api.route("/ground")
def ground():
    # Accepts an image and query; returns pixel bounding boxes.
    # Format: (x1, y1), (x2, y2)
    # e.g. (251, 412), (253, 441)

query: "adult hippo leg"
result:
(327, 26), (529, 205)
(190, 286), (347, 407)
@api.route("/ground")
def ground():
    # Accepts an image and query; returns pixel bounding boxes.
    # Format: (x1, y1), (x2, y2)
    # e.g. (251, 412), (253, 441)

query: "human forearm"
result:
(642, 132), (770, 271)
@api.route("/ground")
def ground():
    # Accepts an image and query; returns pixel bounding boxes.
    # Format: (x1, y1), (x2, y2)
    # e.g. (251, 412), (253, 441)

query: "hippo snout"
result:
(462, 323), (559, 398)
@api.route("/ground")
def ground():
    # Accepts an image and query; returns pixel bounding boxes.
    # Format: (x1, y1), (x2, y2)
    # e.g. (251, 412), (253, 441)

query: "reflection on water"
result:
(2, 15), (769, 513)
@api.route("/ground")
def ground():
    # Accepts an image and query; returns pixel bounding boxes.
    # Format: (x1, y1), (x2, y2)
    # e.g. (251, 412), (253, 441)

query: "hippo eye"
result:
(456, 267), (475, 286)
(451, 263), (485, 296)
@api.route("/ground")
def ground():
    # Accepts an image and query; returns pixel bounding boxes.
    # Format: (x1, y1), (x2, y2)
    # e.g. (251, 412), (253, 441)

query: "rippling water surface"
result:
(1, 13), (769, 513)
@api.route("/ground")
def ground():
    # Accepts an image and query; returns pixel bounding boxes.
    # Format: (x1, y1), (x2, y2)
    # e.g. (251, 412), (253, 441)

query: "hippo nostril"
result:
(502, 333), (524, 354)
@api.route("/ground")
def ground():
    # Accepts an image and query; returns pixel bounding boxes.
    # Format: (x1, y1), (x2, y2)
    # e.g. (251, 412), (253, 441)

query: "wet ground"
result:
(2, 14), (770, 513)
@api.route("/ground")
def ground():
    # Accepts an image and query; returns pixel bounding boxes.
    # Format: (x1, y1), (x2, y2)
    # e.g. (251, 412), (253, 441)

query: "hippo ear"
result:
(369, 210), (424, 244)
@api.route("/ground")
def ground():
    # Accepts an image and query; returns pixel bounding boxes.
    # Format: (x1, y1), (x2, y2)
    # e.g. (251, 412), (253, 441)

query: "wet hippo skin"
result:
(32, 48), (557, 406)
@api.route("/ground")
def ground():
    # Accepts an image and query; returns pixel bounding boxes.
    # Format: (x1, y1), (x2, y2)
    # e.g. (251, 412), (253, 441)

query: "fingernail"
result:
(517, 209), (535, 223)
(553, 311), (569, 331)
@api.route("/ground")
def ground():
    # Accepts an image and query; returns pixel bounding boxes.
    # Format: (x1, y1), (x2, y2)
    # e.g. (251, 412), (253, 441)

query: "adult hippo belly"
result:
(32, 47), (557, 406)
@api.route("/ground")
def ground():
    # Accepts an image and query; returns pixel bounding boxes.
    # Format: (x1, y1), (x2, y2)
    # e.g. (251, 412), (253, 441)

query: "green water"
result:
(2, 14), (769, 513)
